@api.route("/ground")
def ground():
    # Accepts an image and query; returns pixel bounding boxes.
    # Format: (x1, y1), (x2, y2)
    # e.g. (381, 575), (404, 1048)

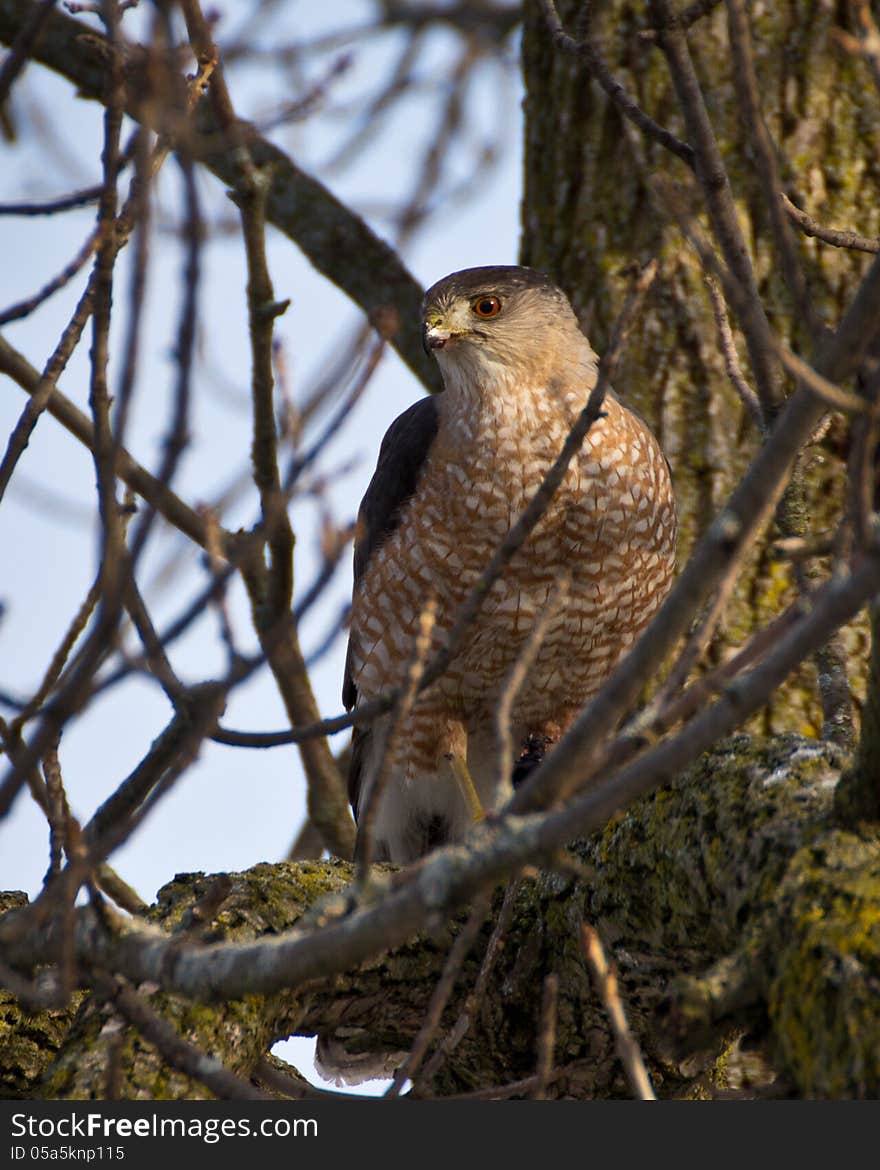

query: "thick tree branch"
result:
(5, 738), (877, 1098)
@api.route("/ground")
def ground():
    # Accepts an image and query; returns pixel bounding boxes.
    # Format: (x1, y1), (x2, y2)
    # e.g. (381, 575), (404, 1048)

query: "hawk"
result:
(344, 265), (677, 864)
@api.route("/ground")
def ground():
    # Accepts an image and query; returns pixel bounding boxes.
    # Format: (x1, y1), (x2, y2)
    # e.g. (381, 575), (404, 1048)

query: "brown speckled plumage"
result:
(344, 266), (677, 863)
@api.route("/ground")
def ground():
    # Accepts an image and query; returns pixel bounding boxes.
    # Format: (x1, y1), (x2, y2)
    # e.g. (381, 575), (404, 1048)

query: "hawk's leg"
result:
(448, 752), (485, 823)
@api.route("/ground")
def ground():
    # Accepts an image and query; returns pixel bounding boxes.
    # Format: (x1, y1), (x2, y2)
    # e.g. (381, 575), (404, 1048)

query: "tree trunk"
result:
(521, 0), (879, 736)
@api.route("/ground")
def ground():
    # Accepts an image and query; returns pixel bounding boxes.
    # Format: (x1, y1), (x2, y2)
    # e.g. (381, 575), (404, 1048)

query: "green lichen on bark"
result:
(766, 829), (880, 1098)
(520, 0), (878, 733)
(586, 734), (844, 951)
(0, 893), (81, 1099)
(623, 738), (880, 1097)
(39, 864), (345, 1100)
(4, 737), (880, 1098)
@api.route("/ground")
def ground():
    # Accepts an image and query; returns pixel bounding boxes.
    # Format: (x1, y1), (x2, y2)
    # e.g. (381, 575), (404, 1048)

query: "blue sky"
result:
(0, 0), (523, 1092)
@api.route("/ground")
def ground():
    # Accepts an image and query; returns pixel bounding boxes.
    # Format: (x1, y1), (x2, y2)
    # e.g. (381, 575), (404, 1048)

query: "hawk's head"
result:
(421, 265), (595, 388)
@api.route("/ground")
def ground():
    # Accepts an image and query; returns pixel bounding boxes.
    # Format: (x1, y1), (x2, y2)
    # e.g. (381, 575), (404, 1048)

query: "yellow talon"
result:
(451, 755), (484, 824)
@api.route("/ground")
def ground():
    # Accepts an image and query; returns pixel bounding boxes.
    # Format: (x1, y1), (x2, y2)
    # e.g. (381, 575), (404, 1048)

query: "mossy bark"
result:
(0, 893), (81, 1098)
(520, 0), (880, 734)
(4, 737), (880, 1099)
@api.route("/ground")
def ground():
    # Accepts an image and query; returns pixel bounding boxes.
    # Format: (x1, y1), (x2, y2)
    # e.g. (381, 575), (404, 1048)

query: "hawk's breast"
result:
(348, 386), (676, 726)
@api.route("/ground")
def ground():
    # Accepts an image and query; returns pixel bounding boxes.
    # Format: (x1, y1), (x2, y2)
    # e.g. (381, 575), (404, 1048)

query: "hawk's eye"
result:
(472, 296), (502, 319)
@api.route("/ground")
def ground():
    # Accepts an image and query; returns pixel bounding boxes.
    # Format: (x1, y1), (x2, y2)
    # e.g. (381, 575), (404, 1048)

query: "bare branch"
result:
(532, 971), (559, 1100)
(96, 974), (271, 1100)
(0, 0), (54, 104)
(724, 0), (818, 338)
(417, 875), (523, 1088)
(385, 889), (493, 1098)
(648, 0), (783, 420)
(703, 275), (764, 430)
(494, 575), (569, 792)
(781, 192), (880, 255)
(0, 224), (101, 326)
(537, 0), (695, 170)
(355, 598), (437, 879)
(0, 0), (442, 392)
(0, 335), (217, 552)
(581, 925), (655, 1100)
(0, 185), (104, 216)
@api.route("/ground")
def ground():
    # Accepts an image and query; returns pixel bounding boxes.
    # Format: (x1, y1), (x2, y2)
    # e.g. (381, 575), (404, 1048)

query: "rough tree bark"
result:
(522, 0), (880, 736)
(3, 737), (879, 1099)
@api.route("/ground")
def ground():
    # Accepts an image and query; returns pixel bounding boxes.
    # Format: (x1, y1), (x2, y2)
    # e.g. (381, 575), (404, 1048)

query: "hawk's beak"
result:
(423, 323), (451, 352)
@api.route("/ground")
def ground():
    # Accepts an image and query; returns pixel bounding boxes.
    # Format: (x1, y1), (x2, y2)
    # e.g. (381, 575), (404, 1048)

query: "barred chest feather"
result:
(349, 377), (677, 726)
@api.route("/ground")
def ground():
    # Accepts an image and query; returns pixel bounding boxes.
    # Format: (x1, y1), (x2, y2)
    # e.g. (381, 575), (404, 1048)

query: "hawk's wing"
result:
(344, 396), (440, 813)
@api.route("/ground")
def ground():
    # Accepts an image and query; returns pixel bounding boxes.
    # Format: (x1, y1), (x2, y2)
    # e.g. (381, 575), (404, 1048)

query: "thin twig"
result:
(0, 718), (148, 920)
(283, 333), (390, 495)
(494, 575), (570, 791)
(120, 573), (187, 705)
(0, 335), (217, 551)
(649, 0), (783, 420)
(770, 535), (835, 562)
(355, 597), (437, 879)
(96, 974), (271, 1100)
(649, 562), (740, 714)
(41, 740), (69, 883)
(781, 192), (880, 255)
(418, 875), (523, 1087)
(532, 972), (559, 1100)
(0, 186), (104, 216)
(0, 286), (98, 506)
(582, 925), (655, 1100)
(111, 123), (152, 454)
(0, 224), (102, 326)
(0, 45), (213, 514)
(537, 0), (695, 170)
(93, 865), (149, 916)
(385, 890), (493, 1098)
(777, 345), (868, 416)
(589, 601), (804, 790)
(4, 1), (439, 392)
(849, 408), (880, 553)
(81, 683), (227, 858)
(235, 165), (294, 617)
(703, 275), (764, 430)
(9, 574), (102, 733)
(725, 0), (819, 339)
